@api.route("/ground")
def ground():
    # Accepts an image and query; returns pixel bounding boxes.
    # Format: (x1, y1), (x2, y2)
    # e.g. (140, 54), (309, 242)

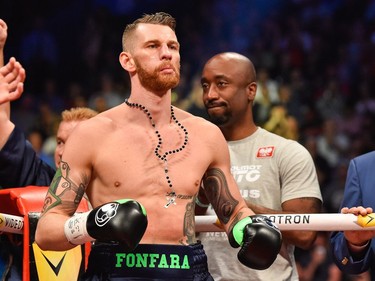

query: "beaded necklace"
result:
(125, 99), (189, 208)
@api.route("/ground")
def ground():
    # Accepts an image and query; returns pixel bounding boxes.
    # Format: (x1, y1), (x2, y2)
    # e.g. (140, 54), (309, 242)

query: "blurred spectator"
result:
(278, 82), (303, 122)
(263, 104), (299, 141)
(174, 75), (208, 119)
(19, 16), (58, 93)
(38, 77), (66, 114)
(27, 128), (55, 168)
(316, 79), (346, 120)
(33, 102), (60, 140)
(316, 118), (350, 168)
(296, 232), (344, 281)
(321, 160), (349, 213)
(253, 67), (279, 125)
(66, 81), (89, 108)
(88, 72), (124, 112)
(303, 135), (332, 192)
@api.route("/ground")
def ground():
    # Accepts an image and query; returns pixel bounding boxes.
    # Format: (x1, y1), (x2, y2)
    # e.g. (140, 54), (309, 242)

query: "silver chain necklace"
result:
(125, 99), (189, 208)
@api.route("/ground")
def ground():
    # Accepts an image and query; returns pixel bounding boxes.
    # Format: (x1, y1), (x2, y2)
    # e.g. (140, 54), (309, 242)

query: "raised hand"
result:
(0, 57), (26, 104)
(0, 18), (7, 65)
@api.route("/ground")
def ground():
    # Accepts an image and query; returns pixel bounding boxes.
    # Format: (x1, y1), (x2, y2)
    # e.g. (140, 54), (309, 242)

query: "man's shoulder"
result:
(353, 150), (375, 166)
(177, 108), (218, 129)
(258, 128), (310, 156)
(69, 112), (115, 139)
(258, 128), (298, 146)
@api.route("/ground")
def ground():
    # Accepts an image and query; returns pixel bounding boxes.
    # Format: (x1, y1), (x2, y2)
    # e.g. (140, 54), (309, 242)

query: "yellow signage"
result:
(32, 242), (82, 281)
(357, 214), (375, 227)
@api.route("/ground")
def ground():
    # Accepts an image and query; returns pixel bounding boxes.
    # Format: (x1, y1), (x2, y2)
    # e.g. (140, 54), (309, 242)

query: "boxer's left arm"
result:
(202, 125), (282, 269)
(246, 197), (322, 250)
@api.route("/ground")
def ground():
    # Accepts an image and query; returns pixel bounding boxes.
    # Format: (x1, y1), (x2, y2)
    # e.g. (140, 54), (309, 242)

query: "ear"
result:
(247, 82), (257, 102)
(119, 51), (136, 72)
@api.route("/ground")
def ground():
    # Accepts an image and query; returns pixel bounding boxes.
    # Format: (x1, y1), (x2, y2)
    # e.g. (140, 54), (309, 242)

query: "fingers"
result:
(0, 19), (7, 30)
(7, 81), (24, 101)
(0, 57), (26, 104)
(0, 57), (26, 84)
(341, 207), (349, 214)
(341, 206), (373, 216)
(0, 18), (8, 47)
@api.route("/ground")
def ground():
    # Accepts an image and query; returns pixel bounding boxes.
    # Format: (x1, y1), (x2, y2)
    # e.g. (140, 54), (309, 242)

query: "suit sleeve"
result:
(0, 127), (56, 188)
(330, 158), (373, 274)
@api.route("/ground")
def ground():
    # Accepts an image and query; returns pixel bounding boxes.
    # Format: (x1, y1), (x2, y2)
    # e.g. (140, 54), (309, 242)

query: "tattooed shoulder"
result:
(41, 161), (88, 215)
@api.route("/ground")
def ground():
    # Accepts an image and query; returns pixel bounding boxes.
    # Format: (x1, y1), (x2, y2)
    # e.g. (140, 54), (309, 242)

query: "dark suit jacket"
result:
(0, 126), (55, 188)
(330, 151), (375, 279)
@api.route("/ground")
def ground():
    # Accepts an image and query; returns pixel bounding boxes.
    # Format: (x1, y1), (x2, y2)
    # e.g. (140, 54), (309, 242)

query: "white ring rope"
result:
(0, 213), (24, 234)
(195, 213), (375, 232)
(2, 212), (375, 235)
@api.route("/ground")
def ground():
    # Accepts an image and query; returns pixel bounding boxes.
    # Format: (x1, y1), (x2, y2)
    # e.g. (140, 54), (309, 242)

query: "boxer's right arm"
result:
(35, 122), (96, 251)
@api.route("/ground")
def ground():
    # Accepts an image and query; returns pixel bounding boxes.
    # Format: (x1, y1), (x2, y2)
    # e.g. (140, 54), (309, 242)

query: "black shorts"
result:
(80, 242), (214, 281)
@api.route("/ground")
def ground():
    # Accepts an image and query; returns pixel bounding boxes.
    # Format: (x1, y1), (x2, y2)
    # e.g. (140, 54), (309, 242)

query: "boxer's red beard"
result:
(135, 60), (180, 92)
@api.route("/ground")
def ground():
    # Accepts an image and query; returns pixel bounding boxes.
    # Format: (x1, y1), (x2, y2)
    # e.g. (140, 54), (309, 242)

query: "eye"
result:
(147, 43), (158, 49)
(201, 82), (209, 90)
(218, 81), (228, 88)
(169, 44), (179, 51)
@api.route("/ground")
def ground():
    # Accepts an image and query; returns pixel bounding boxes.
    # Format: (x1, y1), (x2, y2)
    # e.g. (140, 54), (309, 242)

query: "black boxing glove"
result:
(64, 199), (147, 251)
(228, 215), (282, 270)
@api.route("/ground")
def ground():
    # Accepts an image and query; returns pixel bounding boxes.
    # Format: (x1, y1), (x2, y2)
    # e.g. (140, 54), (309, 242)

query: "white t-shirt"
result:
(198, 127), (322, 281)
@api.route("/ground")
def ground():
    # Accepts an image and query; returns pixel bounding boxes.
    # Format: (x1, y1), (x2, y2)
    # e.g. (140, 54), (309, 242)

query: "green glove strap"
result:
(116, 199), (147, 216)
(232, 217), (253, 246)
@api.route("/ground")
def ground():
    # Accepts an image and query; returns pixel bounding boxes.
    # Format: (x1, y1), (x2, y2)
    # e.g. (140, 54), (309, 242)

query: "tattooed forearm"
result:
(41, 161), (88, 215)
(202, 168), (238, 224)
(181, 199), (196, 245)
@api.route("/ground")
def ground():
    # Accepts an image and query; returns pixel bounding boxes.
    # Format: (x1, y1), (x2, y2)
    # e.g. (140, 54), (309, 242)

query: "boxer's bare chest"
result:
(88, 121), (209, 209)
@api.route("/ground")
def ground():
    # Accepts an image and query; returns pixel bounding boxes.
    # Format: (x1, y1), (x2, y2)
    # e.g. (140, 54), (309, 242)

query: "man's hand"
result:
(0, 19), (7, 47)
(342, 206), (375, 250)
(0, 57), (26, 104)
(0, 19), (8, 65)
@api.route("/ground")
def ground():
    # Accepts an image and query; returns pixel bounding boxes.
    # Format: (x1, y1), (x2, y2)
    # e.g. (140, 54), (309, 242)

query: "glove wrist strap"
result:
(232, 217), (253, 246)
(64, 212), (94, 245)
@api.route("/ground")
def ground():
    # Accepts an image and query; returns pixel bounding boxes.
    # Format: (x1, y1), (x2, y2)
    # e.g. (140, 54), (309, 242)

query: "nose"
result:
(160, 44), (172, 60)
(206, 85), (219, 100)
(54, 146), (63, 164)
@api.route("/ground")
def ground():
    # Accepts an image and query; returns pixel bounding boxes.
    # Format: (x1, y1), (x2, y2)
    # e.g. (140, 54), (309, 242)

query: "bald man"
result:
(196, 52), (322, 281)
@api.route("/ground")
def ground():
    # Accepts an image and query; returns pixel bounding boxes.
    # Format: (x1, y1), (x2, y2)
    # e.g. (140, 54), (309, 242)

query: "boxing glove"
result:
(228, 215), (282, 270)
(64, 199), (147, 251)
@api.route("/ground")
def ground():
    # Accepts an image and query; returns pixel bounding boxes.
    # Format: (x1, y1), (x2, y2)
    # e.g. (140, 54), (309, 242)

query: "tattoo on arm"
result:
(202, 168), (238, 224)
(181, 199), (196, 245)
(41, 161), (87, 215)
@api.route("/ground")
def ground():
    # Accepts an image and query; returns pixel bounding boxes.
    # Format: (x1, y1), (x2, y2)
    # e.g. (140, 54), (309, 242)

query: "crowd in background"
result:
(1, 0), (375, 280)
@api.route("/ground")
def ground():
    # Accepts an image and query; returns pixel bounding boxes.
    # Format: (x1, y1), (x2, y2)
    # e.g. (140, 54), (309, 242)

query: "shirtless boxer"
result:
(35, 12), (282, 280)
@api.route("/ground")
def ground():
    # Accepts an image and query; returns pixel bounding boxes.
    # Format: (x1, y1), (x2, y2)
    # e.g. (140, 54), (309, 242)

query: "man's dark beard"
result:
(207, 112), (230, 126)
(136, 60), (180, 92)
